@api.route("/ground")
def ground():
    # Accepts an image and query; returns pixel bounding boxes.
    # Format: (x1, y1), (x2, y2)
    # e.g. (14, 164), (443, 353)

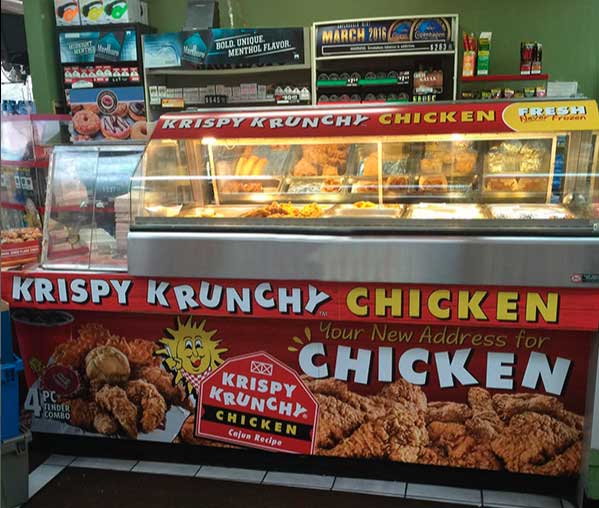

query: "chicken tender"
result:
(126, 380), (167, 433)
(314, 393), (366, 449)
(466, 387), (504, 440)
(426, 401), (472, 423)
(95, 385), (138, 438)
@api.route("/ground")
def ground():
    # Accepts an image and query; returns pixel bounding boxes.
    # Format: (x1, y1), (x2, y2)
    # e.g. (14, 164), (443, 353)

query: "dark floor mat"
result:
(24, 468), (474, 508)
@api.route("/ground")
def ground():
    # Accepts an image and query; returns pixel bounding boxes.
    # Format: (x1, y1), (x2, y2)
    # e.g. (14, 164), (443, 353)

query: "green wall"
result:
(27, 0), (599, 111)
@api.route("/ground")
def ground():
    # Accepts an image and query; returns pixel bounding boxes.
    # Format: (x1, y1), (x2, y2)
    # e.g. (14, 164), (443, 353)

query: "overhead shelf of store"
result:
(461, 73), (549, 82)
(317, 77), (406, 87)
(146, 63), (311, 76)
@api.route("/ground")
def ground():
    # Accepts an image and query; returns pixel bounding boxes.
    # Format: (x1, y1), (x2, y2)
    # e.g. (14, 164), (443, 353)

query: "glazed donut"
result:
(73, 110), (101, 136)
(128, 102), (145, 122)
(100, 115), (131, 140)
(115, 103), (128, 117)
(83, 103), (100, 114)
(131, 121), (148, 140)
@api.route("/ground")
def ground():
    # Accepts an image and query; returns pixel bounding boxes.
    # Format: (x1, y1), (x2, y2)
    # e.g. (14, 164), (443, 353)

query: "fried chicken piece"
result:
(320, 407), (427, 463)
(493, 393), (564, 421)
(94, 412), (119, 435)
(466, 387), (503, 440)
(426, 401), (472, 423)
(53, 337), (97, 370)
(314, 393), (366, 449)
(95, 385), (138, 438)
(425, 421), (501, 471)
(302, 377), (352, 400)
(520, 441), (581, 476)
(126, 380), (167, 433)
(178, 415), (240, 448)
(379, 379), (427, 413)
(79, 323), (113, 343)
(104, 336), (159, 369)
(322, 164), (338, 176)
(134, 366), (187, 407)
(491, 412), (580, 473)
(67, 399), (98, 430)
(293, 158), (318, 176)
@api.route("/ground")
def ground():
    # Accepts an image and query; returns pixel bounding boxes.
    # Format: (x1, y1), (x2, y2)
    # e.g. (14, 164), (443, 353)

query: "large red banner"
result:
(3, 271), (599, 331)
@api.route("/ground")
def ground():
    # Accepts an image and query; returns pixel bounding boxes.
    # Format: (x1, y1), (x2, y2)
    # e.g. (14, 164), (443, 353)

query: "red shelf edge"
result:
(1, 159), (49, 168)
(461, 73), (549, 82)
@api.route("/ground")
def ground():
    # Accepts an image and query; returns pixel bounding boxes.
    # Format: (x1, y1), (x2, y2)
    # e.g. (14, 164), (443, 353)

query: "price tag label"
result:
(161, 98), (185, 108)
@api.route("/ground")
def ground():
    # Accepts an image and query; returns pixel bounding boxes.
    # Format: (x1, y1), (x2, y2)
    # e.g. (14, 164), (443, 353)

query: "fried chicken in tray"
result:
(242, 201), (324, 219)
(52, 323), (190, 439)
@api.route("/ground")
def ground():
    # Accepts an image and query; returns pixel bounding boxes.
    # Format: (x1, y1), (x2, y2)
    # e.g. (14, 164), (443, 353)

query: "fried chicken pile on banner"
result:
(54, 323), (188, 438)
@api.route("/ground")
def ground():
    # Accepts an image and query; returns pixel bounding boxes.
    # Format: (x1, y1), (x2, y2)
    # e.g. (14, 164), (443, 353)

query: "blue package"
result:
(96, 32), (123, 62)
(60, 32), (100, 63)
(182, 32), (208, 66)
(143, 33), (183, 68)
(121, 30), (138, 61)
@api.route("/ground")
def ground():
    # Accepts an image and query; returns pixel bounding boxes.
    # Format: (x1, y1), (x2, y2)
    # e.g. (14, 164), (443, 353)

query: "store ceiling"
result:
(1, 0), (23, 15)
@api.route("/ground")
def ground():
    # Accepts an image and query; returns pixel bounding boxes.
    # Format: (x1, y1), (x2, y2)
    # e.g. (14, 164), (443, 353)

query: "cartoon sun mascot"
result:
(156, 317), (228, 394)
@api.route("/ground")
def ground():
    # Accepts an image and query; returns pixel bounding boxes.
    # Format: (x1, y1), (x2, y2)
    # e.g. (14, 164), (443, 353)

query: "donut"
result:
(131, 121), (148, 140)
(100, 115), (131, 140)
(83, 103), (100, 114)
(71, 104), (83, 113)
(128, 102), (145, 122)
(115, 103), (128, 117)
(73, 110), (101, 136)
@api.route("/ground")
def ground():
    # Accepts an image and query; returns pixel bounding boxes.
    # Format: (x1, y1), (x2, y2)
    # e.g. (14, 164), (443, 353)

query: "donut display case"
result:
(41, 144), (145, 271)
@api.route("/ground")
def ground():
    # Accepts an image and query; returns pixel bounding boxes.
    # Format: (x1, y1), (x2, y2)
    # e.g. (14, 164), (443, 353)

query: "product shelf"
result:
(146, 63), (311, 77)
(461, 73), (549, 82)
(317, 77), (406, 88)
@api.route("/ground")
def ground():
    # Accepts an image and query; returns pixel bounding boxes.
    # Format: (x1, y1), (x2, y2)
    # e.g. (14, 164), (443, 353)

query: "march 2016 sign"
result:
(315, 16), (456, 57)
(196, 352), (318, 454)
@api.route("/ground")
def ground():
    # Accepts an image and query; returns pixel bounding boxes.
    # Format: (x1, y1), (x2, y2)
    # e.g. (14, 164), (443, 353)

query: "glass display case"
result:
(128, 100), (598, 284)
(42, 144), (144, 271)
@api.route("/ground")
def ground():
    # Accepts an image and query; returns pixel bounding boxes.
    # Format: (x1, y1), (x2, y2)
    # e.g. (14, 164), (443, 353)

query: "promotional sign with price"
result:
(315, 15), (456, 57)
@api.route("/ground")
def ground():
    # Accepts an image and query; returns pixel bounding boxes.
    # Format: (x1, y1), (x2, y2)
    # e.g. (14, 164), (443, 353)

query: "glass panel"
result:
(43, 145), (143, 271)
(130, 130), (599, 233)
(43, 147), (98, 270)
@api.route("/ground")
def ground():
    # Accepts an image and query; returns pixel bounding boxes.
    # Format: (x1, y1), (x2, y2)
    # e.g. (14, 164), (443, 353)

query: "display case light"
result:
(202, 137), (217, 145)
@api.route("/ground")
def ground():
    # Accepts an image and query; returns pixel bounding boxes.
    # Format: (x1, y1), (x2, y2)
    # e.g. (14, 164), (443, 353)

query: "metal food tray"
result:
(279, 176), (349, 203)
(325, 204), (405, 218)
(405, 203), (490, 220)
(177, 205), (257, 219)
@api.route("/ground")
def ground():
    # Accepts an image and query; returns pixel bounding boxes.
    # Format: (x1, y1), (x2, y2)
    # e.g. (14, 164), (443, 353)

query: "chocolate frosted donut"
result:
(100, 115), (131, 140)
(128, 102), (145, 121)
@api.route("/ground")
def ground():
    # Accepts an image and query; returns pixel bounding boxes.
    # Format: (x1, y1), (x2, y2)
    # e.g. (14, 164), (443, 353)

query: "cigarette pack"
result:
(476, 32), (492, 76)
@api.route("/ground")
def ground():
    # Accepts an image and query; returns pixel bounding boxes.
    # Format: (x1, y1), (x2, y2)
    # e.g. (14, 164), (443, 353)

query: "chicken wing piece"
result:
(519, 441), (581, 476)
(379, 379), (427, 412)
(492, 393), (564, 420)
(126, 380), (167, 433)
(104, 337), (159, 369)
(95, 385), (138, 438)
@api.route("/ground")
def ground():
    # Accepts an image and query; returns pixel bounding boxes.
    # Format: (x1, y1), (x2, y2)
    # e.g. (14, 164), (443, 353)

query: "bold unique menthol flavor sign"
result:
(196, 352), (318, 454)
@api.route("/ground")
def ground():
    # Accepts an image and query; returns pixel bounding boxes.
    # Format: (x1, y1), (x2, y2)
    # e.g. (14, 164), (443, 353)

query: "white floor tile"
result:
(43, 454), (76, 466)
(483, 489), (562, 508)
(407, 483), (481, 506)
(70, 456), (138, 472)
(333, 477), (405, 497)
(263, 471), (334, 491)
(132, 461), (201, 477)
(195, 466), (266, 484)
(29, 464), (65, 498)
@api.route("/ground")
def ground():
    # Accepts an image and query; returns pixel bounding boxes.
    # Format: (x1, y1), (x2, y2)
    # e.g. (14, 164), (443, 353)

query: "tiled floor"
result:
(25, 454), (577, 508)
